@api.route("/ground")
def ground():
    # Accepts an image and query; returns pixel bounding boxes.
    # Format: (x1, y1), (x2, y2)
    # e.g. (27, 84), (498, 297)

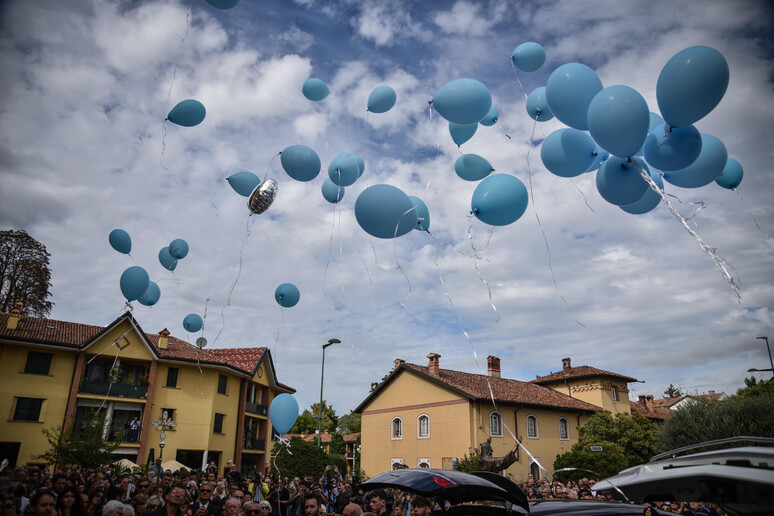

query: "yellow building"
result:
(0, 303), (293, 475)
(356, 354), (637, 480)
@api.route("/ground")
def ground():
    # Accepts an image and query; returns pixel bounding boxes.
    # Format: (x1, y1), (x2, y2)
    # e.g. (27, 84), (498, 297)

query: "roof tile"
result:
(531, 365), (637, 384)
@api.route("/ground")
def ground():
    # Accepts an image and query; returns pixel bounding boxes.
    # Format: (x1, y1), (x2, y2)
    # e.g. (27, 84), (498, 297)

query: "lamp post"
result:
(318, 338), (340, 447)
(747, 336), (774, 379)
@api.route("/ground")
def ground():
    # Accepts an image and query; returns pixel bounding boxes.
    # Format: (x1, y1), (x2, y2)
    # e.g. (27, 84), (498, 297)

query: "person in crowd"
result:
(190, 483), (218, 516)
(408, 497), (431, 516)
(84, 489), (104, 516)
(129, 495), (146, 516)
(23, 490), (56, 516)
(241, 503), (260, 516)
(301, 495), (321, 516)
(102, 500), (125, 516)
(56, 486), (87, 516)
(342, 503), (362, 516)
(367, 491), (387, 516)
(220, 498), (241, 516)
(145, 486), (187, 516)
(144, 497), (163, 514)
(266, 483), (287, 516)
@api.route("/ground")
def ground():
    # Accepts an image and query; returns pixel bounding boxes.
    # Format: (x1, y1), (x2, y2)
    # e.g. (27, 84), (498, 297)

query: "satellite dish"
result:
(196, 337), (207, 349)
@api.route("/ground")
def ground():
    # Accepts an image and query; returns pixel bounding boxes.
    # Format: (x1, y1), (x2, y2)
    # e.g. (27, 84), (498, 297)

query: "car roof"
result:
(360, 468), (528, 512)
(593, 444), (774, 515)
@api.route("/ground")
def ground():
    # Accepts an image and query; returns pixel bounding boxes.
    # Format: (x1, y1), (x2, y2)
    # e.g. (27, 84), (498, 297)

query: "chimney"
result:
(427, 353), (441, 376)
(394, 358), (405, 370)
(562, 357), (572, 370)
(708, 390), (715, 395)
(487, 355), (501, 378)
(158, 328), (170, 349)
(7, 301), (23, 330)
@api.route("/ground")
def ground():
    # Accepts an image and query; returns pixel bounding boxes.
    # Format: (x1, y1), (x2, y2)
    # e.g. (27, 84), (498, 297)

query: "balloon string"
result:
(262, 152), (281, 182)
(394, 207), (416, 308)
(569, 177), (596, 214)
(209, 179), (224, 218)
(322, 203), (337, 297)
(213, 216), (256, 346)
(426, 230), (479, 259)
(631, 159), (742, 301)
(524, 118), (586, 327)
(509, 59), (531, 103)
(338, 207), (350, 330)
(735, 189), (773, 240)
(273, 307), (284, 368)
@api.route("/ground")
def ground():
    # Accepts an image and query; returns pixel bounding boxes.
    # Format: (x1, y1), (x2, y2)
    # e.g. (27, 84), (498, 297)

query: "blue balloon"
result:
(169, 239), (189, 259)
(408, 196), (430, 231)
(648, 112), (665, 132)
(657, 46), (729, 128)
(167, 99), (206, 127)
(367, 85), (397, 113)
(586, 146), (610, 172)
(302, 78), (329, 101)
(449, 122), (477, 146)
(275, 283), (300, 308)
(433, 78), (492, 125)
(471, 174), (529, 226)
(455, 154), (493, 181)
(183, 313), (203, 333)
(321, 179), (345, 204)
(227, 171), (261, 197)
(596, 157), (649, 206)
(269, 393), (299, 435)
(355, 184), (417, 239)
(587, 85), (650, 158)
(511, 42), (546, 72)
(138, 281), (161, 307)
(663, 134), (727, 188)
(281, 145), (321, 182)
(545, 63), (603, 130)
(328, 154), (360, 187)
(715, 158), (743, 190)
(120, 266), (150, 302)
(109, 229), (131, 254)
(352, 154), (365, 177)
(158, 247), (178, 271)
(621, 168), (664, 215)
(540, 128), (596, 178)
(479, 105), (499, 126)
(643, 123), (702, 171)
(526, 86), (553, 122)
(204, 0), (239, 8)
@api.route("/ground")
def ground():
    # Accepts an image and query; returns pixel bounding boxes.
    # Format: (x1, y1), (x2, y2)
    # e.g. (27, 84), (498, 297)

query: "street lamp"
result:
(748, 336), (774, 379)
(318, 338), (340, 446)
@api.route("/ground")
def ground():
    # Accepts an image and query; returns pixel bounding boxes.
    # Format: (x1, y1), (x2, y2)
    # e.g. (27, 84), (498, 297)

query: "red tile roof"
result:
(399, 363), (602, 412)
(343, 432), (360, 442)
(629, 401), (671, 420)
(531, 365), (637, 384)
(652, 396), (683, 409)
(208, 347), (266, 373)
(0, 313), (104, 347)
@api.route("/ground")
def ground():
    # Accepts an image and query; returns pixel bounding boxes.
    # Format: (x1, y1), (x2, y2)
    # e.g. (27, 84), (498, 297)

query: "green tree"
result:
(329, 433), (346, 455)
(663, 384), (683, 398)
(736, 376), (774, 399)
(272, 437), (346, 479)
(454, 448), (480, 473)
(337, 412), (361, 434)
(370, 371), (391, 393)
(40, 410), (119, 470)
(658, 392), (774, 452)
(553, 411), (659, 476)
(0, 229), (54, 316)
(289, 410), (316, 434)
(310, 400), (338, 431)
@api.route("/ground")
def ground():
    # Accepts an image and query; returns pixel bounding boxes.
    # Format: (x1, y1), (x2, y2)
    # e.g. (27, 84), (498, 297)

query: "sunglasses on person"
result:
(199, 489), (212, 493)
(246, 511), (261, 515)
(138, 484), (150, 489)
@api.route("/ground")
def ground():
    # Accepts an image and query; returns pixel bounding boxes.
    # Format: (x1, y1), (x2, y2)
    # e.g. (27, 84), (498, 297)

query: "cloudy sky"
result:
(1, 0), (773, 420)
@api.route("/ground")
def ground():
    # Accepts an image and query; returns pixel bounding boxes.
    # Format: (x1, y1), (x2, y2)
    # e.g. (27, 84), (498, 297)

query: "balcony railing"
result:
(245, 401), (267, 416)
(242, 437), (265, 451)
(346, 452), (355, 459)
(81, 380), (147, 398)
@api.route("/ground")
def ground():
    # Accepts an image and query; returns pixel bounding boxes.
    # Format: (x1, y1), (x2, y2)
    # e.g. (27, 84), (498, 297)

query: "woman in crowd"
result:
(55, 486), (86, 516)
(144, 496), (163, 514)
(84, 490), (104, 516)
(129, 494), (147, 516)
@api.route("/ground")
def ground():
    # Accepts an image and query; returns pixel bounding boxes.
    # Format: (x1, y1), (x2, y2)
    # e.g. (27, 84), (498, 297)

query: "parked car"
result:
(360, 468), (668, 515)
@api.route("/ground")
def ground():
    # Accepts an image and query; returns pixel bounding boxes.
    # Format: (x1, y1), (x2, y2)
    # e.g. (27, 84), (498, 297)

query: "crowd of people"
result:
(0, 462), (724, 516)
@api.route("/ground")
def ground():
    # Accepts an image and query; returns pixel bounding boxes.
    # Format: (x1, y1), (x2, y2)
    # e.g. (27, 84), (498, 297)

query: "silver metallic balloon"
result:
(248, 179), (278, 214)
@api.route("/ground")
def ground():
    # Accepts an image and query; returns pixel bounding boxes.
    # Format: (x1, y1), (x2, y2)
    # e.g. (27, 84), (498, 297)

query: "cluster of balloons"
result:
(533, 45), (743, 214)
(159, 238), (190, 272)
(109, 230), (160, 306)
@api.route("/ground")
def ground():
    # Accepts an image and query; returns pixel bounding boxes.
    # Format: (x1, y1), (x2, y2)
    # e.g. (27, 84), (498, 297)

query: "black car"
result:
(361, 468), (667, 515)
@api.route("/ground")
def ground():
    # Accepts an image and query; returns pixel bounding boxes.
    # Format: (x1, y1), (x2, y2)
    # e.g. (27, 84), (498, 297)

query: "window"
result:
(526, 414), (539, 438)
(213, 413), (224, 434)
(217, 374), (227, 394)
(390, 458), (404, 470)
(161, 408), (176, 424)
(391, 417), (403, 440)
(529, 458), (541, 478)
(24, 352), (53, 375)
(611, 386), (618, 401)
(417, 458), (430, 468)
(13, 397), (44, 422)
(558, 418), (569, 440)
(166, 367), (179, 388)
(417, 414), (430, 438)
(489, 411), (503, 437)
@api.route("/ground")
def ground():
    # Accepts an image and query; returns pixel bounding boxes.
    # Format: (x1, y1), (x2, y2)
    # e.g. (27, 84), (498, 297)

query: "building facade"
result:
(0, 303), (293, 475)
(355, 354), (632, 481)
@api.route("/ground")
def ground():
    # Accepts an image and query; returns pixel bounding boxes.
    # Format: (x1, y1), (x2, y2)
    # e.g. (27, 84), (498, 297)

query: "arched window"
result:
(417, 414), (430, 438)
(391, 417), (403, 440)
(489, 411), (503, 437)
(558, 417), (569, 440)
(529, 458), (541, 479)
(526, 414), (539, 439)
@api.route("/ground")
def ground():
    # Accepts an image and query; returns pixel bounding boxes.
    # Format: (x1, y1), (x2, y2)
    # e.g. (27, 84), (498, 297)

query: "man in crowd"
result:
(368, 490), (388, 516)
(190, 482), (219, 516)
(221, 497), (242, 516)
(408, 497), (431, 516)
(302, 494), (322, 516)
(146, 486), (188, 516)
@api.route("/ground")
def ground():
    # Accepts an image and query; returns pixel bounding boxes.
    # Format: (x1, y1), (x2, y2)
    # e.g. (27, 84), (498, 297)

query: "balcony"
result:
(346, 452), (355, 459)
(81, 380), (147, 399)
(243, 437), (265, 451)
(245, 401), (267, 416)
